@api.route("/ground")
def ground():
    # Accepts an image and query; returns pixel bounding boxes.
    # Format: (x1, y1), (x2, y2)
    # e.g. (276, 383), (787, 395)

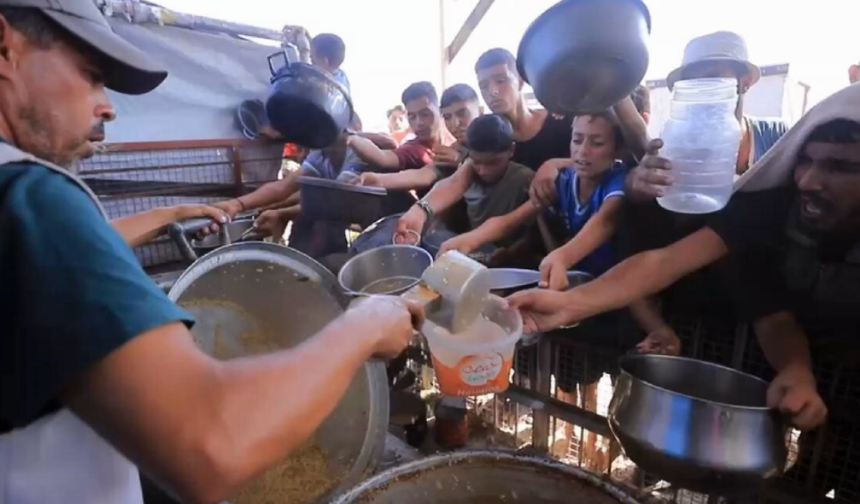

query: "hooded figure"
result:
(510, 85), (860, 437)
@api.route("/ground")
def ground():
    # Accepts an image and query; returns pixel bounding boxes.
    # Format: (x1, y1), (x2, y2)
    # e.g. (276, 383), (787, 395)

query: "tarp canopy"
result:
(106, 18), (275, 143)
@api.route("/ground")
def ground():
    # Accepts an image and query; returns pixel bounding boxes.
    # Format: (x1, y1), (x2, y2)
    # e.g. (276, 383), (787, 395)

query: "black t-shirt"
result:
(620, 188), (795, 316)
(512, 113), (572, 171)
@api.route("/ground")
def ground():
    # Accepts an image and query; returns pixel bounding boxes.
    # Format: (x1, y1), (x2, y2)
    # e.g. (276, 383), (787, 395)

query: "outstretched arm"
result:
(112, 205), (228, 248)
(509, 227), (729, 333)
(347, 135), (401, 170)
(439, 201), (539, 257)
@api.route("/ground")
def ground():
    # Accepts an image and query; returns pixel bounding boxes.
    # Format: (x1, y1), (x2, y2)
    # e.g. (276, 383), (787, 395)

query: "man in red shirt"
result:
(348, 81), (449, 172)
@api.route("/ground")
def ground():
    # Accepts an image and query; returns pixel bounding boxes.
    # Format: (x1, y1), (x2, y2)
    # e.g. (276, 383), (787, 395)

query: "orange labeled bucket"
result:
(423, 296), (523, 397)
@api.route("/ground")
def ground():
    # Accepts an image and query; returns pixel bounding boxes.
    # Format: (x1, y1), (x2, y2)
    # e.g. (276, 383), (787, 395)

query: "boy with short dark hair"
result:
(393, 114), (533, 254)
(359, 83), (483, 191)
(311, 33), (350, 93)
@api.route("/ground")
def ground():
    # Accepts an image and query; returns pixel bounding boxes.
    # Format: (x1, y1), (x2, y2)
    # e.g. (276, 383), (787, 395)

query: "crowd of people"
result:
(2, 0), (859, 502)
(214, 28), (860, 499)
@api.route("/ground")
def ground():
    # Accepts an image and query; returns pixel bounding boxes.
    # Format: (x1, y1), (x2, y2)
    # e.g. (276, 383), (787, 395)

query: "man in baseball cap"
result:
(4, 0), (167, 94)
(0, 2), (422, 504)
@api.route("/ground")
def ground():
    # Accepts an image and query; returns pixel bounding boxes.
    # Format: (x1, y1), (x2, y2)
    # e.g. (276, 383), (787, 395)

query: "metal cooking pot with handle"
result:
(169, 243), (389, 503)
(517, 0), (651, 114)
(608, 354), (788, 496)
(266, 44), (354, 149)
(168, 213), (258, 263)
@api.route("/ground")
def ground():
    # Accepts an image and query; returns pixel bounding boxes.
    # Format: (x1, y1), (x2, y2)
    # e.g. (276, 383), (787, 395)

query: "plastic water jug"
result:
(657, 78), (742, 214)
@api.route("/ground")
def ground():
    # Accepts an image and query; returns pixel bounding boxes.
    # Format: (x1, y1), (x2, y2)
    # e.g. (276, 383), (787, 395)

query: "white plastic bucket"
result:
(422, 295), (523, 397)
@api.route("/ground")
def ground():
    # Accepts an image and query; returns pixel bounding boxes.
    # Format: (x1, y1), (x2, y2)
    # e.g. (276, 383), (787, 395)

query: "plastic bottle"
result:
(657, 78), (742, 214)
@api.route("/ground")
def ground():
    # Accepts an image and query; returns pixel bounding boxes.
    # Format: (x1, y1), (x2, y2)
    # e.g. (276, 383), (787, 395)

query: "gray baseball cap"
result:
(666, 31), (761, 90)
(0, 0), (167, 94)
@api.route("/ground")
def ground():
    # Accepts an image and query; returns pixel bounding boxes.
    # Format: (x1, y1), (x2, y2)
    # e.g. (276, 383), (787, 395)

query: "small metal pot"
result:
(517, 0), (651, 114)
(608, 355), (788, 495)
(266, 45), (354, 148)
(338, 245), (433, 296)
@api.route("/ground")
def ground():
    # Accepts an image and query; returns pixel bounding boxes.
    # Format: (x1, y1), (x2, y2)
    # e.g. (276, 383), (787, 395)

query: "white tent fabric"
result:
(106, 18), (276, 142)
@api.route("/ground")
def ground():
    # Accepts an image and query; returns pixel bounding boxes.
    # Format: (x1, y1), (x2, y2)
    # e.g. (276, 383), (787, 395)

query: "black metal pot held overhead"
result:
(517, 0), (652, 115)
(265, 44), (354, 149)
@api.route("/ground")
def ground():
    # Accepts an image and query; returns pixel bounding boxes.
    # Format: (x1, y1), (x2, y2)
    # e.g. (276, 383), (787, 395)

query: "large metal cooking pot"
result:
(266, 44), (354, 149)
(331, 450), (643, 503)
(608, 355), (787, 495)
(517, 0), (651, 114)
(338, 245), (433, 296)
(168, 242), (389, 502)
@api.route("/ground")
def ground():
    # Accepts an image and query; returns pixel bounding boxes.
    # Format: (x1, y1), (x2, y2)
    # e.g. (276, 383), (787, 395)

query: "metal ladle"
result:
(400, 251), (491, 333)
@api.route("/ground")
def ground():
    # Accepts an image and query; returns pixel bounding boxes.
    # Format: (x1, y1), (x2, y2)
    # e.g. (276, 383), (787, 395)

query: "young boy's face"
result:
(570, 115), (618, 179)
(470, 148), (513, 185)
(442, 100), (482, 145)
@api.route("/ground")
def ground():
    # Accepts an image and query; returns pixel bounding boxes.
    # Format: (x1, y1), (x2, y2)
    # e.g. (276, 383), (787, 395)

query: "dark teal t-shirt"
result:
(0, 163), (193, 431)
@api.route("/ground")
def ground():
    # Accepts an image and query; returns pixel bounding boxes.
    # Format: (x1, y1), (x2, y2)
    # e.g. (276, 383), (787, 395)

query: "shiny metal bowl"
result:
(338, 245), (433, 296)
(609, 355), (787, 495)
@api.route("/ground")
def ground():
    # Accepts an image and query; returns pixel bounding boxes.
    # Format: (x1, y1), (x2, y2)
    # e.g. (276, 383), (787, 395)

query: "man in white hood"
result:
(509, 83), (860, 430)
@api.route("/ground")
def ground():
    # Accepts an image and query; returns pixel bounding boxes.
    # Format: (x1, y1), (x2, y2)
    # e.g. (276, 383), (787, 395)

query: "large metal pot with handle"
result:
(608, 355), (788, 496)
(168, 242), (389, 503)
(331, 450), (643, 503)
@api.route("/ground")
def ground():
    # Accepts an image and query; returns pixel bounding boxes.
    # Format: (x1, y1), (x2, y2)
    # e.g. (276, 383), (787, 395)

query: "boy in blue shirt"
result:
(449, 112), (628, 283)
(451, 112), (677, 352)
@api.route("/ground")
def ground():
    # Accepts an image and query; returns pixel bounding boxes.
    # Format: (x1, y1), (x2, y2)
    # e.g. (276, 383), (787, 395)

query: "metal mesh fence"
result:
(79, 141), (283, 269)
(457, 303), (860, 504)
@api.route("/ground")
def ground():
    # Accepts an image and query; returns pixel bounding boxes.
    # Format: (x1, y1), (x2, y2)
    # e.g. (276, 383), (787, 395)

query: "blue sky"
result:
(157, 0), (860, 131)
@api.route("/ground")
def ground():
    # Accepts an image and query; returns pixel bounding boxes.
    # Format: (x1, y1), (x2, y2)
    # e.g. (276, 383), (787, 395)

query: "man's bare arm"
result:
(564, 227), (729, 320)
(347, 135), (401, 170)
(422, 160), (474, 211)
(363, 164), (440, 191)
(112, 205), (228, 248)
(65, 300), (419, 504)
(612, 96), (649, 162)
(357, 132), (398, 150)
(755, 312), (813, 372)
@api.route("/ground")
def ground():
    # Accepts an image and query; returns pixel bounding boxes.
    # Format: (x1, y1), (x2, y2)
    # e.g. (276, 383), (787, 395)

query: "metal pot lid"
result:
(298, 176), (388, 196)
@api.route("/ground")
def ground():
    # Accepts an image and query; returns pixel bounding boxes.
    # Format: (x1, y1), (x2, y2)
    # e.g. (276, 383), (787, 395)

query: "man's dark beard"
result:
(18, 105), (85, 169)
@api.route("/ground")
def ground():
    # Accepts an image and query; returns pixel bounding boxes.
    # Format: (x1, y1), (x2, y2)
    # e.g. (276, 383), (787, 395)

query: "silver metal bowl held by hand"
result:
(609, 355), (787, 496)
(338, 245), (433, 296)
(517, 0), (651, 114)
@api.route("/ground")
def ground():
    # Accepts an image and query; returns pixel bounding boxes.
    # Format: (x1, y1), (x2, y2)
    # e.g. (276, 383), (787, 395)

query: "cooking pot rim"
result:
(330, 449), (643, 504)
(516, 0), (652, 86)
(338, 244), (432, 296)
(618, 354), (772, 412)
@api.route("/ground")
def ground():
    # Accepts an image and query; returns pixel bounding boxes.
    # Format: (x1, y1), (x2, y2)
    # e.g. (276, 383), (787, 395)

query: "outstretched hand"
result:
(506, 289), (580, 334)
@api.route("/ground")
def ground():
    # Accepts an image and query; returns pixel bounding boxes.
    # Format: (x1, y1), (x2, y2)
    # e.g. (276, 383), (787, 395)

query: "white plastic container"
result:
(657, 78), (742, 214)
(422, 295), (523, 397)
